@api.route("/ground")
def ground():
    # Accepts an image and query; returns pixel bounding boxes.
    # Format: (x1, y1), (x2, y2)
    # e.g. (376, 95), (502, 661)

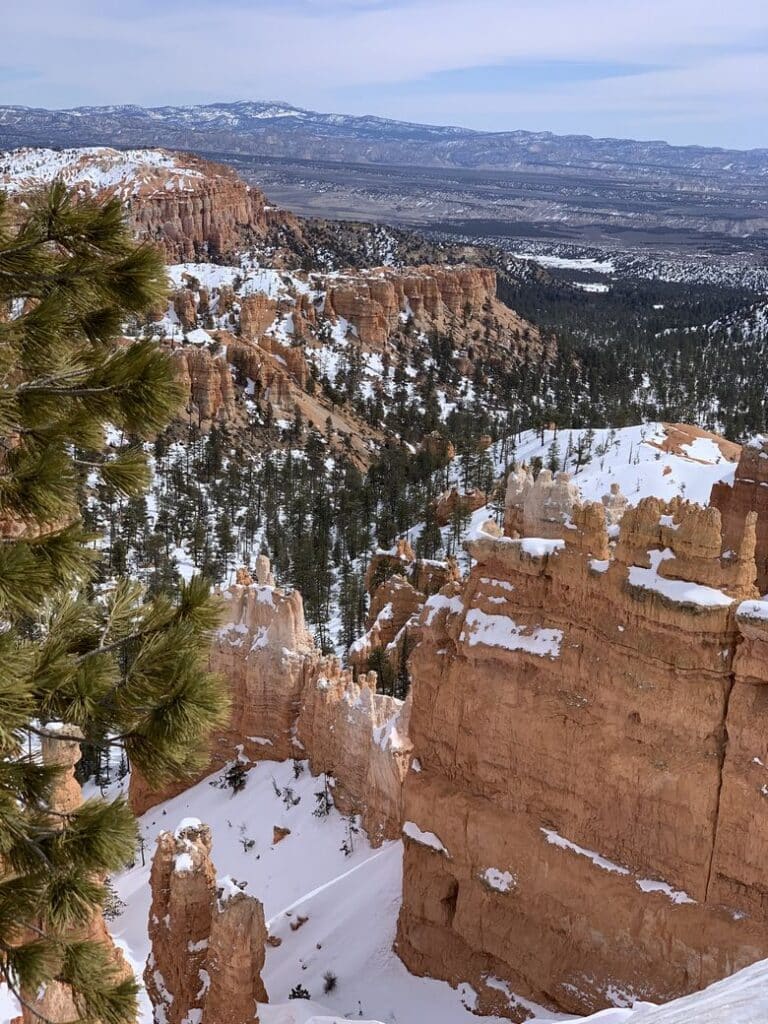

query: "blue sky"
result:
(2, 0), (767, 148)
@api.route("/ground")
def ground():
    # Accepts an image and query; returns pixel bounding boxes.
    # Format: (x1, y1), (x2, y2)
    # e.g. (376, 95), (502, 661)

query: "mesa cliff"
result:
(395, 451), (768, 1019)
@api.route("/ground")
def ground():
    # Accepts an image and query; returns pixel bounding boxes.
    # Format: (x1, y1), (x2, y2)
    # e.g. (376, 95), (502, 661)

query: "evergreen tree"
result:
(0, 185), (229, 1022)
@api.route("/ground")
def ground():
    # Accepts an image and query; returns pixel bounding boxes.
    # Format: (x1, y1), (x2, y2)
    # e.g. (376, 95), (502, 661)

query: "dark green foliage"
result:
(0, 185), (229, 1022)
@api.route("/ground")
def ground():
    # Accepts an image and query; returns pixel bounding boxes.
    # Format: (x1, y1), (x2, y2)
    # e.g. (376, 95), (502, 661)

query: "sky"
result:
(2, 0), (767, 149)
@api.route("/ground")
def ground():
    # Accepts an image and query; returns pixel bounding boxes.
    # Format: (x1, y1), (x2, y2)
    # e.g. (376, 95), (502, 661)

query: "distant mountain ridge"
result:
(1, 99), (767, 178)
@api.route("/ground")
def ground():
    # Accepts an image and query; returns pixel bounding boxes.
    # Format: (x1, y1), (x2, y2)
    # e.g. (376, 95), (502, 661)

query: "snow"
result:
(628, 550), (733, 609)
(737, 599), (768, 621)
(536, 958), (768, 1023)
(173, 852), (194, 874)
(0, 147), (204, 197)
(402, 821), (450, 856)
(423, 592), (464, 625)
(634, 879), (694, 905)
(174, 817), (202, 836)
(105, 760), (520, 1024)
(572, 282), (611, 293)
(462, 608), (563, 659)
(481, 868), (517, 893)
(184, 328), (213, 346)
(520, 538), (565, 557)
(541, 828), (630, 876)
(514, 253), (615, 273)
(503, 424), (737, 510)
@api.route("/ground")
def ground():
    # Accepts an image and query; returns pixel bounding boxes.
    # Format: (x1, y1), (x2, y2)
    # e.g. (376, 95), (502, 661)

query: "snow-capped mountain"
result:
(1, 100), (767, 178)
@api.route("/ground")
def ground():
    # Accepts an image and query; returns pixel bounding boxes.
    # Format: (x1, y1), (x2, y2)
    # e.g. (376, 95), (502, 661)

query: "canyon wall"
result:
(125, 154), (271, 261)
(712, 436), (768, 592)
(324, 264), (546, 365)
(130, 556), (414, 845)
(396, 468), (768, 1020)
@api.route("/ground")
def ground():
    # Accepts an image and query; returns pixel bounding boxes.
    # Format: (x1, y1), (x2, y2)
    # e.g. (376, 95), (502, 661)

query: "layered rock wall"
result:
(325, 265), (543, 361)
(397, 475), (768, 1019)
(1, 147), (273, 261)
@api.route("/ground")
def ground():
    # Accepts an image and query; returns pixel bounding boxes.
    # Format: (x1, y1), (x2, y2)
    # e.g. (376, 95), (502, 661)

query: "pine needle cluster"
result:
(0, 184), (229, 1022)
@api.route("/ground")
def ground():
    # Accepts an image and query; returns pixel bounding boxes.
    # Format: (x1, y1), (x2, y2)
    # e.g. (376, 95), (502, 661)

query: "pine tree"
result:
(0, 185), (229, 1021)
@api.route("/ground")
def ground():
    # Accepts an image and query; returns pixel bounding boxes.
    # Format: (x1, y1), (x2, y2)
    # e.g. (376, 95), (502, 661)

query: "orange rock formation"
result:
(396, 471), (768, 1019)
(145, 820), (267, 1024)
(712, 436), (768, 592)
(130, 558), (412, 845)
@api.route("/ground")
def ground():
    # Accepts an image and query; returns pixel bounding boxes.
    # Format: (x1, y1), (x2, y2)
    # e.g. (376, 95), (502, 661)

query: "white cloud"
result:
(2, 0), (767, 146)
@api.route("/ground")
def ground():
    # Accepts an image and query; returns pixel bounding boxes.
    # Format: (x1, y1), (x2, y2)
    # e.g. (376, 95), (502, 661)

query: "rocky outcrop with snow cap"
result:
(397, 465), (768, 1019)
(145, 819), (267, 1024)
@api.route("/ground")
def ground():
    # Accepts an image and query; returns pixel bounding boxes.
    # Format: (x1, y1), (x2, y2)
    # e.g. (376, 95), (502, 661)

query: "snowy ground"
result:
(503, 424), (737, 507)
(5, 755), (762, 1024)
(110, 759), (539, 1024)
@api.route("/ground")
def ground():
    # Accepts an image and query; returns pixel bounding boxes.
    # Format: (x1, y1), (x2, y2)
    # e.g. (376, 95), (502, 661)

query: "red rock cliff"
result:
(130, 558), (411, 845)
(396, 471), (768, 1019)
(0, 147), (274, 262)
(712, 436), (768, 592)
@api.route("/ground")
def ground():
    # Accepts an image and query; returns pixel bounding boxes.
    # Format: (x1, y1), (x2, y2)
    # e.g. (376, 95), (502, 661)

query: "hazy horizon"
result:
(3, 0), (766, 151)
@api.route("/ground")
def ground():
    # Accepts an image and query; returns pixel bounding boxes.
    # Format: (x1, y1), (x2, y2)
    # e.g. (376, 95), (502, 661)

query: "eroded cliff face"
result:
(712, 436), (768, 592)
(0, 147), (276, 262)
(324, 265), (544, 364)
(145, 820), (267, 1024)
(396, 467), (768, 1020)
(130, 558), (412, 845)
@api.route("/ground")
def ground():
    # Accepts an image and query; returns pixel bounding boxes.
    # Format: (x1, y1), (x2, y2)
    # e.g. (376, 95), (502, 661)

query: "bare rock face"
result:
(397, 474), (768, 1019)
(712, 436), (768, 592)
(504, 466), (584, 542)
(297, 664), (412, 843)
(365, 539), (459, 599)
(240, 293), (278, 341)
(349, 573), (425, 673)
(130, 558), (411, 843)
(145, 820), (267, 1024)
(170, 345), (237, 429)
(324, 265), (543, 362)
(433, 486), (488, 527)
(419, 431), (456, 466)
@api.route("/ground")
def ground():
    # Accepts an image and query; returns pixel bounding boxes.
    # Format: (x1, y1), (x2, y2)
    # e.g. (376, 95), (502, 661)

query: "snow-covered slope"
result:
(110, 759), (551, 1024)
(507, 424), (738, 507)
(111, 756), (768, 1024)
